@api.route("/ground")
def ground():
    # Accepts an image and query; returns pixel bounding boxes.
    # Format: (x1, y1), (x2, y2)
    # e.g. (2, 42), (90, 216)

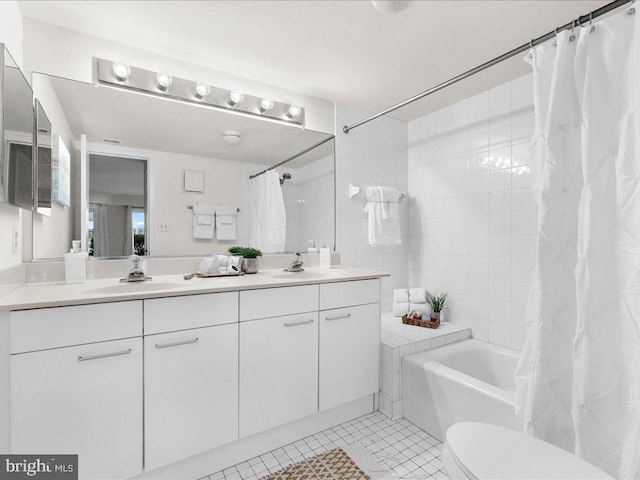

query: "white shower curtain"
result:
(248, 169), (286, 252)
(516, 8), (640, 479)
(92, 204), (109, 257)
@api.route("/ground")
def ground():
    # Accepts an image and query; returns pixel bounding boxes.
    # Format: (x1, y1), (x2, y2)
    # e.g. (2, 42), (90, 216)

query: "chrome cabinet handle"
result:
(155, 337), (199, 349)
(78, 348), (132, 362)
(325, 313), (351, 322)
(284, 319), (314, 327)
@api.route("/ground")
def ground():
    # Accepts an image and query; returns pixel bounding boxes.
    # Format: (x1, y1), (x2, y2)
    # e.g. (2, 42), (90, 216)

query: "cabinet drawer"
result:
(319, 279), (380, 310)
(10, 301), (142, 354)
(239, 285), (318, 321)
(144, 292), (238, 334)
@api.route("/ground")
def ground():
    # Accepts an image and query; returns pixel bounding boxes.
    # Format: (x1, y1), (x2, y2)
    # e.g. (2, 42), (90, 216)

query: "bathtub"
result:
(402, 339), (518, 442)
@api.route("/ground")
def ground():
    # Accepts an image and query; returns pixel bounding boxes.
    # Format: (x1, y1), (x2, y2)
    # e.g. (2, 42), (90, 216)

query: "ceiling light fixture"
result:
(223, 130), (242, 146)
(286, 105), (302, 119)
(228, 91), (244, 107)
(194, 83), (211, 99)
(111, 62), (131, 82)
(371, 0), (414, 14)
(258, 98), (274, 113)
(95, 58), (306, 127)
(155, 73), (173, 92)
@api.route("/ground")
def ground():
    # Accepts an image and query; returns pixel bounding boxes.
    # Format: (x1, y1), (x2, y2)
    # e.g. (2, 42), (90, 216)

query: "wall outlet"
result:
(11, 227), (18, 254)
(158, 224), (169, 232)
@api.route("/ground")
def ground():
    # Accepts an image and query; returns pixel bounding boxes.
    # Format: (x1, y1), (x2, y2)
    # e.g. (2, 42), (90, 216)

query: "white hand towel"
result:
(364, 202), (401, 246)
(394, 288), (409, 302)
(393, 302), (410, 317)
(215, 205), (237, 241)
(408, 288), (427, 303)
(409, 303), (430, 315)
(192, 202), (215, 239)
(198, 256), (220, 274)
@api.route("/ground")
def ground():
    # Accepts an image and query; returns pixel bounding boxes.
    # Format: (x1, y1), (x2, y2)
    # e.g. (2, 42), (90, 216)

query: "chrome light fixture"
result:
(111, 62), (131, 82)
(194, 83), (211, 100)
(258, 98), (274, 113)
(228, 91), (244, 107)
(286, 105), (302, 119)
(155, 73), (173, 91)
(95, 59), (306, 127)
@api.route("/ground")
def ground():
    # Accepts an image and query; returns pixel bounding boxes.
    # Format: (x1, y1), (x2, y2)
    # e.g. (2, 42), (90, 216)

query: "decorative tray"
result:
(184, 270), (245, 280)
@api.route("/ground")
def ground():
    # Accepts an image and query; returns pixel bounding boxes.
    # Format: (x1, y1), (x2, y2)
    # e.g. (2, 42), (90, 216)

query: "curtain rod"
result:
(248, 135), (335, 180)
(343, 0), (633, 134)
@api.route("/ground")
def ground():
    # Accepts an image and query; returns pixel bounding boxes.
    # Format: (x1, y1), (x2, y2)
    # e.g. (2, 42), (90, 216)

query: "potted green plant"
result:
(427, 292), (447, 321)
(228, 246), (262, 274)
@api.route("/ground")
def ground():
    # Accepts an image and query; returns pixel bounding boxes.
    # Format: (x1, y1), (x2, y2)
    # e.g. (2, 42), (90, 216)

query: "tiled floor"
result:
(200, 412), (448, 480)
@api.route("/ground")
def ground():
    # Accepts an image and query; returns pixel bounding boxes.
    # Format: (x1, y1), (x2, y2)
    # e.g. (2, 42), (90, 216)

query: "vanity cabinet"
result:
(319, 280), (381, 411)
(10, 301), (144, 479)
(240, 313), (319, 437)
(143, 292), (239, 471)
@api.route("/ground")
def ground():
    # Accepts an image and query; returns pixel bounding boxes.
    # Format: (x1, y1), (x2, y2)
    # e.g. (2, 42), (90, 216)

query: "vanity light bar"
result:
(94, 58), (305, 127)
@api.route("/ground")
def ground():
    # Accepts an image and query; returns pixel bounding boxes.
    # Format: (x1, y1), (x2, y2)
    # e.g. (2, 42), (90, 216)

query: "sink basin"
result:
(88, 282), (179, 295)
(272, 270), (341, 280)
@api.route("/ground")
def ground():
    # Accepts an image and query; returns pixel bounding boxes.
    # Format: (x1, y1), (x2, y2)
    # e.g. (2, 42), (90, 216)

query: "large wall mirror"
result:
(1, 45), (34, 210)
(31, 72), (335, 259)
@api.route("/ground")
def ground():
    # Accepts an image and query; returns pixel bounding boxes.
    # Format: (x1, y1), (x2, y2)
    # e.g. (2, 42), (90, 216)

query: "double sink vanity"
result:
(0, 266), (387, 479)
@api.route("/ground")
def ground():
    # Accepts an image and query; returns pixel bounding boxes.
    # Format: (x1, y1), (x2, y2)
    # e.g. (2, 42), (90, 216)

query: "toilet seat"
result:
(444, 422), (614, 480)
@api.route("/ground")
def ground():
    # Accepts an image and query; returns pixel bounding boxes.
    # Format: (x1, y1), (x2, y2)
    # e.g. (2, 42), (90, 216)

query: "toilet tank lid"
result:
(445, 422), (615, 480)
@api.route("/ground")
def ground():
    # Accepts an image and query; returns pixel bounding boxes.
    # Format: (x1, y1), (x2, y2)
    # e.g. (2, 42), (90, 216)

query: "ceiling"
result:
(19, 1), (608, 121)
(42, 73), (332, 166)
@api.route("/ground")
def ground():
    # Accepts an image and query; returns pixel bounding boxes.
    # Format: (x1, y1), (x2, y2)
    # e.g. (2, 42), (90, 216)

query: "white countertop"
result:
(0, 266), (389, 311)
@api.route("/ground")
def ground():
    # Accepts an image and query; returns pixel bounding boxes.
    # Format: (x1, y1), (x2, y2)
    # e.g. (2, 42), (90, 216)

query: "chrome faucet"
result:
(284, 252), (304, 273)
(121, 255), (152, 282)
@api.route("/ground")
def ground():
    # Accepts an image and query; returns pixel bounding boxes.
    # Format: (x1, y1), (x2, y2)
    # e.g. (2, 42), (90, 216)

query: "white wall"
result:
(0, 1), (24, 270)
(335, 104), (409, 313)
(22, 18), (335, 135)
(407, 74), (535, 351)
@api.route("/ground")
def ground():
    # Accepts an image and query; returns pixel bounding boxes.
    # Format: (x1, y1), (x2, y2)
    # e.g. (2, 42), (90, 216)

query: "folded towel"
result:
(192, 202), (215, 239)
(393, 302), (410, 317)
(408, 288), (427, 303)
(196, 215), (212, 225)
(394, 288), (409, 302)
(199, 256), (220, 274)
(364, 201), (401, 246)
(216, 205), (237, 241)
(192, 202), (216, 216)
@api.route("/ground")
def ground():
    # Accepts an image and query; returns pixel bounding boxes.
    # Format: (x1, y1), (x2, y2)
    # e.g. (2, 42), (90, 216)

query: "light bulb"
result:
(286, 105), (302, 119)
(111, 62), (131, 81)
(259, 98), (274, 113)
(155, 73), (173, 91)
(194, 83), (211, 99)
(228, 91), (244, 107)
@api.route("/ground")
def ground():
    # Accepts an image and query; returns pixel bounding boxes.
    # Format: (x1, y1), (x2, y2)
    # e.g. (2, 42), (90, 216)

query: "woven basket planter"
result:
(401, 315), (440, 329)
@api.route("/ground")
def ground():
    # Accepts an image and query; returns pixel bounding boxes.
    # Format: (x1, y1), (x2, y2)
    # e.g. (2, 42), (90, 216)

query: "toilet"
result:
(443, 422), (614, 480)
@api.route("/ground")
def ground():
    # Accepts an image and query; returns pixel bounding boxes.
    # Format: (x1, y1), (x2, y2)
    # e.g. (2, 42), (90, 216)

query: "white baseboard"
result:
(131, 395), (374, 480)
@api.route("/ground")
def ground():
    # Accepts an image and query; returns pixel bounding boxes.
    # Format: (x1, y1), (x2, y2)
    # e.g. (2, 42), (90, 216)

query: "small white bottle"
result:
(319, 244), (331, 269)
(307, 240), (318, 254)
(65, 240), (87, 284)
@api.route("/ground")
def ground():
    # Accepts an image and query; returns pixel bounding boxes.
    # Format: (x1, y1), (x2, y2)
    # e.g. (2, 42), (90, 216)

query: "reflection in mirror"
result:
(31, 73), (335, 259)
(2, 46), (34, 209)
(35, 100), (53, 217)
(88, 155), (147, 257)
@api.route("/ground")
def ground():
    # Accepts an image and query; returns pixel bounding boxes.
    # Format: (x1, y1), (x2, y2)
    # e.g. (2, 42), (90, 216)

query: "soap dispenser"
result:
(319, 243), (331, 268)
(64, 240), (87, 284)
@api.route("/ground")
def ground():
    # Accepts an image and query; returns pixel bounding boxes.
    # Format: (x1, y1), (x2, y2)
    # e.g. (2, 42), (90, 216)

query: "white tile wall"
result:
(282, 154), (335, 253)
(407, 74), (535, 351)
(336, 104), (409, 313)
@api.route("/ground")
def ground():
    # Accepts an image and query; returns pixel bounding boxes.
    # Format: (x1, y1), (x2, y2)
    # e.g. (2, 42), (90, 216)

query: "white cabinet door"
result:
(144, 324), (239, 471)
(240, 313), (318, 437)
(319, 303), (380, 411)
(11, 338), (143, 480)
